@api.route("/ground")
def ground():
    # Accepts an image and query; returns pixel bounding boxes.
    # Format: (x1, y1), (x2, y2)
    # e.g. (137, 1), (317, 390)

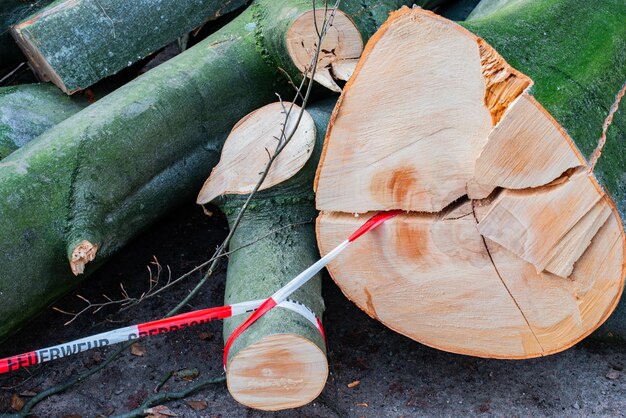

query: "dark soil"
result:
(0, 202), (625, 417)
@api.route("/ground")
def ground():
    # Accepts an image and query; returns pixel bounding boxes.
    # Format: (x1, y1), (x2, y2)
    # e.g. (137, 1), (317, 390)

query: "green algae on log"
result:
(0, 0), (443, 341)
(10, 0), (247, 94)
(197, 100), (333, 410)
(0, 83), (86, 159)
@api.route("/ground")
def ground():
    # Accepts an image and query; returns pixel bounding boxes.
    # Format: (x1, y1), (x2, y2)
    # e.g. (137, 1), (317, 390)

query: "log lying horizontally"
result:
(0, 0), (439, 341)
(197, 100), (333, 410)
(315, 2), (625, 358)
(10, 0), (247, 94)
(0, 83), (86, 159)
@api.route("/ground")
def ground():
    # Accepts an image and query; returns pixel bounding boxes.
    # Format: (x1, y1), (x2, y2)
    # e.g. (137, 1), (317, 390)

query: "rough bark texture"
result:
(461, 0), (626, 339)
(0, 0), (54, 72)
(219, 100), (332, 409)
(0, 83), (86, 159)
(0, 0), (437, 341)
(10, 0), (247, 93)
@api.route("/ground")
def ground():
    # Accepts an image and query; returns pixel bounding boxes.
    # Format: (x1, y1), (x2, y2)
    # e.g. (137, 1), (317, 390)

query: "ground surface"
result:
(0, 202), (625, 417)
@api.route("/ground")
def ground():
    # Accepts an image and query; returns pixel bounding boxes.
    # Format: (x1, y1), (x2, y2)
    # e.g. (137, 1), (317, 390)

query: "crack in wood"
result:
(471, 201), (545, 354)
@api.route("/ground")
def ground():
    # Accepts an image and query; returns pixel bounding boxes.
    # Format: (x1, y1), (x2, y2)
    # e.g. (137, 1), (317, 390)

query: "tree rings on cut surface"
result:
(227, 333), (328, 411)
(286, 8), (363, 92)
(197, 102), (316, 204)
(315, 7), (625, 359)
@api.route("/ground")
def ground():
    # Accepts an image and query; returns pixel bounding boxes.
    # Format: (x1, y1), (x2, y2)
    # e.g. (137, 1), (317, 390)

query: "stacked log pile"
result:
(0, 0), (624, 412)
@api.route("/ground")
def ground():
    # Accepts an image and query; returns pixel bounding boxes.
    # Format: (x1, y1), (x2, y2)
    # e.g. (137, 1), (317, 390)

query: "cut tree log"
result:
(0, 0), (55, 73)
(315, 2), (626, 358)
(0, 83), (86, 159)
(197, 100), (332, 410)
(10, 0), (247, 94)
(0, 0), (442, 341)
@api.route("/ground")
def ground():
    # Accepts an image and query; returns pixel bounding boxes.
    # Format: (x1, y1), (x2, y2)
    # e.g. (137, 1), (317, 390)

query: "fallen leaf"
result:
(355, 402), (368, 407)
(174, 368), (199, 381)
(146, 405), (177, 417)
(62, 414), (82, 418)
(186, 399), (208, 411)
(198, 331), (214, 341)
(19, 390), (37, 397)
(130, 343), (147, 357)
(11, 394), (24, 411)
(348, 380), (361, 388)
(606, 369), (620, 380)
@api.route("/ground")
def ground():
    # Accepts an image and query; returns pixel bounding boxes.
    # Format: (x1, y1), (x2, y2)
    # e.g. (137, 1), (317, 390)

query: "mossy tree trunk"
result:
(0, 83), (86, 159)
(10, 0), (247, 93)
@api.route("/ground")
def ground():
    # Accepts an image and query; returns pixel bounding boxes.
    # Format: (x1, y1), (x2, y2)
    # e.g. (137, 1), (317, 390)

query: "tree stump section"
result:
(315, 5), (625, 358)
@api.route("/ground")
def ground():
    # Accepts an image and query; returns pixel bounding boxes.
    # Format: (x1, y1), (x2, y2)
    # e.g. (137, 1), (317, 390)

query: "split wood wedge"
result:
(315, 3), (626, 358)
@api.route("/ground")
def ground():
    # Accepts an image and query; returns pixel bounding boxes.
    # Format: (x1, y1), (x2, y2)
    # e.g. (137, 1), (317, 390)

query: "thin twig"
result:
(111, 376), (226, 418)
(167, 1), (340, 317)
(53, 221), (312, 323)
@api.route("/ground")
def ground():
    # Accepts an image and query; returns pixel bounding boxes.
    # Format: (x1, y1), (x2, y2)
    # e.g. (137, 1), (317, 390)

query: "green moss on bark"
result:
(0, 83), (85, 159)
(11, 0), (247, 92)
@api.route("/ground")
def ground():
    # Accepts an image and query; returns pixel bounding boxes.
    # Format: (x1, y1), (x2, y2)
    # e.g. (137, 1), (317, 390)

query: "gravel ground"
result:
(0, 202), (624, 417)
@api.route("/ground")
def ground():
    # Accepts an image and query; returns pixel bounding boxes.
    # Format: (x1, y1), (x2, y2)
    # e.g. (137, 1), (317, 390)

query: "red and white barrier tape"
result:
(0, 210), (400, 375)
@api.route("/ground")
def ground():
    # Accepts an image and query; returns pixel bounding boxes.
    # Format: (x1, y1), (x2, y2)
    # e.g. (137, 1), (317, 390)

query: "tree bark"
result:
(10, 0), (247, 94)
(0, 0), (436, 341)
(197, 100), (333, 410)
(315, 1), (625, 358)
(0, 83), (86, 159)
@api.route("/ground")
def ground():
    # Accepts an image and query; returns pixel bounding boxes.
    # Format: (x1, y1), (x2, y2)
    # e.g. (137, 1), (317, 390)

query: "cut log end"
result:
(10, 26), (71, 94)
(196, 102), (316, 204)
(315, 7), (625, 359)
(70, 240), (98, 276)
(286, 9), (363, 92)
(226, 333), (328, 411)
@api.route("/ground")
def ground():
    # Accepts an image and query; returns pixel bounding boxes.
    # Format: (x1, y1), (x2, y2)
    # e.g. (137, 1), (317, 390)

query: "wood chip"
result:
(10, 394), (24, 411)
(347, 380), (361, 388)
(130, 343), (147, 357)
(186, 400), (208, 411)
(355, 402), (368, 407)
(146, 405), (177, 417)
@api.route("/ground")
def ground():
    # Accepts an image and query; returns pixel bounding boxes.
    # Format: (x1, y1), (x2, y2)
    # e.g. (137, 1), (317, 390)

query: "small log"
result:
(0, 83), (85, 159)
(10, 0), (247, 94)
(0, 0), (442, 341)
(198, 100), (332, 410)
(315, 2), (626, 358)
